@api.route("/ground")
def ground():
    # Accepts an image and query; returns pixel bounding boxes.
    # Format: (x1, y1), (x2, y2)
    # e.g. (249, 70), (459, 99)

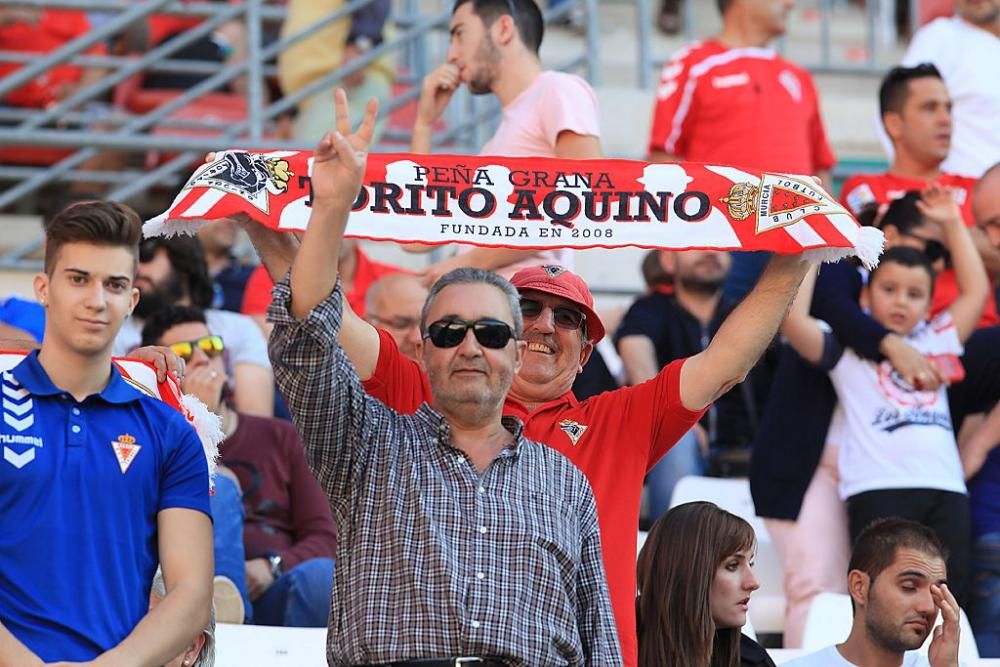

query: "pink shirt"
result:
(460, 71), (601, 275)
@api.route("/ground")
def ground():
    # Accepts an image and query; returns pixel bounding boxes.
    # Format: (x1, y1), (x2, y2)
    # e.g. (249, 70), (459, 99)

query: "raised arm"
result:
(923, 185), (990, 343)
(779, 264), (826, 365)
(679, 254), (809, 410)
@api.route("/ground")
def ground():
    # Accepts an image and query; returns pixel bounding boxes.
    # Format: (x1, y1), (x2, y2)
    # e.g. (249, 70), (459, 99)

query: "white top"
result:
(901, 16), (1000, 178)
(827, 312), (966, 500)
(783, 645), (931, 667)
(113, 308), (270, 369)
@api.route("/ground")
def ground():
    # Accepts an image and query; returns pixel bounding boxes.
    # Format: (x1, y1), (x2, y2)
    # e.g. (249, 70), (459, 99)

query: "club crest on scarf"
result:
(720, 173), (848, 235)
(189, 152), (294, 215)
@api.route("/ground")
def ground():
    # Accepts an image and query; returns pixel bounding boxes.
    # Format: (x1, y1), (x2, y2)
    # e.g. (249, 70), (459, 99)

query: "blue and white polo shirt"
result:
(0, 351), (210, 661)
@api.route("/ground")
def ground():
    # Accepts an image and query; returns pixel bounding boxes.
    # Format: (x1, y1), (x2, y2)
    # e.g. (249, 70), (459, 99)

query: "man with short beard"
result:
(785, 518), (962, 667)
(616, 250), (772, 520)
(900, 0), (1000, 178)
(410, 0), (602, 280)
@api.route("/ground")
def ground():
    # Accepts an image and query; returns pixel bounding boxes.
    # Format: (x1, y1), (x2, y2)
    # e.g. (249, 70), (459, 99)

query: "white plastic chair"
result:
(668, 476), (786, 634)
(215, 623), (328, 666)
(800, 592), (979, 661)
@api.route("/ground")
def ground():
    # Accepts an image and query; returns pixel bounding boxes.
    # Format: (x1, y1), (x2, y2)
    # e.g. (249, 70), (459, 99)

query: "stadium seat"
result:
(215, 623), (327, 666)
(801, 592), (979, 660)
(669, 476), (786, 634)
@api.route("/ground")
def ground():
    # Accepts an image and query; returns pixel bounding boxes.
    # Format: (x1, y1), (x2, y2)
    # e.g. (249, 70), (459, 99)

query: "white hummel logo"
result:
(2, 372), (33, 432)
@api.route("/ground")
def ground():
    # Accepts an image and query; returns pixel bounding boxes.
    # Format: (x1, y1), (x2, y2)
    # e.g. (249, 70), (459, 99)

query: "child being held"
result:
(781, 184), (989, 605)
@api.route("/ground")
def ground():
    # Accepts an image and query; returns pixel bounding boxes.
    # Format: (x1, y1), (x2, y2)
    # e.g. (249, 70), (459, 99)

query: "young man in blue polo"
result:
(0, 201), (214, 665)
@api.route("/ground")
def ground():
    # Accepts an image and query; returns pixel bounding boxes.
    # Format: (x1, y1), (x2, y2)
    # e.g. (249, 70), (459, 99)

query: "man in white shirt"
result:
(900, 0), (1000, 177)
(786, 518), (961, 667)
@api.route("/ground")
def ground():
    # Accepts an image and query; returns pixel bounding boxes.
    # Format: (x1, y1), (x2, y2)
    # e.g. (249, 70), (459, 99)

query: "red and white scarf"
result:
(147, 151), (883, 266)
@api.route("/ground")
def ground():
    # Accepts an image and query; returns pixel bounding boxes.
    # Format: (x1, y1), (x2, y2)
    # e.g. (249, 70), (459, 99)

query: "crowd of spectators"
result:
(1, 0), (1000, 665)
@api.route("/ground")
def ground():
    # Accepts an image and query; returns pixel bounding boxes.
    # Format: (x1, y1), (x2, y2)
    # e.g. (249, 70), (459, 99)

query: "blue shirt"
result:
(0, 297), (45, 342)
(0, 351), (211, 661)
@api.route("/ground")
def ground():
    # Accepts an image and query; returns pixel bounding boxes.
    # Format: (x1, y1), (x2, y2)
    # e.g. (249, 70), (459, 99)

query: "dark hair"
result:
(139, 236), (215, 309)
(717, 0), (733, 13)
(878, 63), (943, 119)
(876, 191), (927, 236)
(453, 0), (544, 53)
(641, 250), (673, 289)
(848, 518), (947, 611)
(636, 501), (756, 667)
(44, 200), (142, 274)
(869, 245), (936, 292)
(140, 304), (208, 348)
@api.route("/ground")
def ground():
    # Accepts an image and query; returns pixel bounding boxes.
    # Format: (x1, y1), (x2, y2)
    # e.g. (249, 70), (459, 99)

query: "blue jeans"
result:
(970, 532), (1000, 657)
(252, 557), (335, 627)
(645, 429), (706, 524)
(209, 475), (253, 621)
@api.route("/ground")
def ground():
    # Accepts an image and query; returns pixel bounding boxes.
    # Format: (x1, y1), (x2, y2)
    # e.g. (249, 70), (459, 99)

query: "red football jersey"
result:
(840, 172), (997, 328)
(648, 40), (835, 175)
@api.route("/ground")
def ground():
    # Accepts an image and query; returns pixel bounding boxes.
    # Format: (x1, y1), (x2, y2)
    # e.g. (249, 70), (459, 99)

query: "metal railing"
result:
(0, 0), (599, 266)
(635, 0), (922, 89)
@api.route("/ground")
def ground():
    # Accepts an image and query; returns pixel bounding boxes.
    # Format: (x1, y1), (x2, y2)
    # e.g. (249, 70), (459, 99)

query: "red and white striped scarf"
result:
(147, 151), (882, 265)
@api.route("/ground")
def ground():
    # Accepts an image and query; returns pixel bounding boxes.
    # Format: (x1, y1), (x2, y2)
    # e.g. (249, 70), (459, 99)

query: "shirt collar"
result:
(504, 390), (578, 419)
(12, 350), (143, 404)
(415, 403), (528, 456)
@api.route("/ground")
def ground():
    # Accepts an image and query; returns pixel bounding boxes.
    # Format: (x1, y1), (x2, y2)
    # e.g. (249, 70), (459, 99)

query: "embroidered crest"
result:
(720, 174), (849, 234)
(542, 265), (566, 278)
(558, 419), (588, 446)
(111, 433), (142, 474)
(188, 152), (294, 214)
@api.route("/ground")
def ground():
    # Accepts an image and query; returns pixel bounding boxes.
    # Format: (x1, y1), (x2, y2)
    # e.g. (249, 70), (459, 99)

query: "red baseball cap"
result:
(510, 265), (606, 343)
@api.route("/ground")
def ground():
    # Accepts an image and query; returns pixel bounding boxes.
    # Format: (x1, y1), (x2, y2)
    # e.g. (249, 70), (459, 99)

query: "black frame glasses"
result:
(168, 334), (225, 362)
(424, 318), (515, 349)
(519, 298), (586, 331)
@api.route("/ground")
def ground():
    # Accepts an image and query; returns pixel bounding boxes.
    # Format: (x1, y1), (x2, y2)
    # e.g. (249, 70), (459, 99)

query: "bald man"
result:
(364, 273), (428, 362)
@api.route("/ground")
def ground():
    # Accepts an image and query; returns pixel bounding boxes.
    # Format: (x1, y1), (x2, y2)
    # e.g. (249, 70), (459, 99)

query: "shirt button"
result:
(71, 408), (80, 416)
(470, 620), (481, 629)
(476, 572), (485, 580)
(71, 425), (81, 434)
(455, 456), (464, 465)
(478, 526), (487, 535)
(477, 486), (485, 494)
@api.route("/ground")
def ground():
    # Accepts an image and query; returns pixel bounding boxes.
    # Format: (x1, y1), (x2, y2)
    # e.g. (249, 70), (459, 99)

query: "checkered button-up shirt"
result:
(268, 278), (622, 667)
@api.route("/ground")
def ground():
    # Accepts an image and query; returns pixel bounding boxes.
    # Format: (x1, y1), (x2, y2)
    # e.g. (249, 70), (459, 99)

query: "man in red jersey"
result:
(840, 64), (1000, 328)
(647, 0), (833, 180)
(646, 0), (834, 302)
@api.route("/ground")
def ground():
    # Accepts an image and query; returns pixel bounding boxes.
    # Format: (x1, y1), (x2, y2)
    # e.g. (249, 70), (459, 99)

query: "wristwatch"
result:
(266, 553), (283, 579)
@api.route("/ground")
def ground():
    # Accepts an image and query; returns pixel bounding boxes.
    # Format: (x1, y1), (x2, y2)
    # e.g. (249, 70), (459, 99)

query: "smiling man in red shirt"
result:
(245, 225), (810, 667)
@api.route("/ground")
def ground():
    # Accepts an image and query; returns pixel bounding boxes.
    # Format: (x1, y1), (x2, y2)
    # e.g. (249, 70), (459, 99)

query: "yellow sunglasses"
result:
(168, 335), (225, 362)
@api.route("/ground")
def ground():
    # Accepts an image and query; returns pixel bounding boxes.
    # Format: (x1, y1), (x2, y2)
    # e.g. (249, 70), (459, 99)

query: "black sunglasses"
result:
(424, 318), (515, 349)
(520, 298), (586, 331)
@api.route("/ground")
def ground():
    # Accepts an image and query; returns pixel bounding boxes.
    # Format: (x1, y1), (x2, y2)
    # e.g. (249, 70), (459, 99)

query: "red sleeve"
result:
(839, 174), (879, 215)
(240, 265), (274, 315)
(804, 72), (835, 172)
(361, 328), (432, 415)
(647, 45), (698, 158)
(278, 422), (338, 568)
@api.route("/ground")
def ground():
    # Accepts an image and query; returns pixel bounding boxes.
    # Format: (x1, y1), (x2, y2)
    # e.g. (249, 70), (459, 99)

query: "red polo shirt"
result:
(840, 172), (997, 328)
(362, 328), (706, 667)
(241, 246), (402, 319)
(648, 39), (835, 175)
(0, 10), (103, 108)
